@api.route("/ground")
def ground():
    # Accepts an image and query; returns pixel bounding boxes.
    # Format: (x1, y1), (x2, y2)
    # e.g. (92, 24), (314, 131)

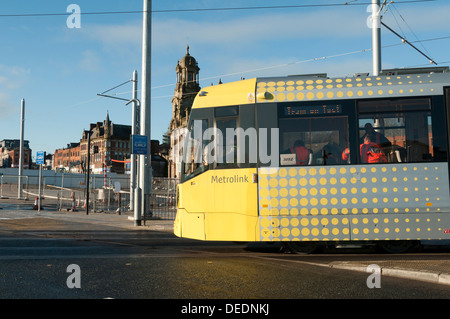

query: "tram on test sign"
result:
(174, 66), (450, 253)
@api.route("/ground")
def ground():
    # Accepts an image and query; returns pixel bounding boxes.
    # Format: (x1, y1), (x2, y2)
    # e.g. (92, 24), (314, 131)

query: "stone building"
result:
(0, 139), (32, 169)
(168, 46), (201, 178)
(53, 112), (168, 176)
(80, 112), (131, 175)
(54, 143), (81, 173)
(53, 112), (131, 174)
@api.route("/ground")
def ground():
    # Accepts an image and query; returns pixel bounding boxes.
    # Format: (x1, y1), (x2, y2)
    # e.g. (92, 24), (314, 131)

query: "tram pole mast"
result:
(137, 0), (152, 226)
(372, 0), (382, 76)
(18, 98), (25, 199)
(86, 131), (91, 215)
(130, 70), (138, 212)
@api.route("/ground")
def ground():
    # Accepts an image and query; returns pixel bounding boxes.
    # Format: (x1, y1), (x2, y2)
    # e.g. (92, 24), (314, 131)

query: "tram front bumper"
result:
(174, 208), (260, 242)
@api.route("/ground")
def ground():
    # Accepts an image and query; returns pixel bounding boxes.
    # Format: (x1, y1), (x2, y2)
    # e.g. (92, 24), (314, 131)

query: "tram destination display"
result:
(284, 104), (342, 116)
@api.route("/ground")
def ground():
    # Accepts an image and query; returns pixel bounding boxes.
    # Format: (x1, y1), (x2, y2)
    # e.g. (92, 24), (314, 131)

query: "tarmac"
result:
(0, 205), (449, 287)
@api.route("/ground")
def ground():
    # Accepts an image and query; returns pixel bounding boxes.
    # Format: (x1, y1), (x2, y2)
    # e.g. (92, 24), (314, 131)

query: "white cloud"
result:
(205, 55), (379, 85)
(76, 3), (450, 86)
(154, 10), (367, 49)
(0, 92), (16, 119)
(78, 50), (102, 72)
(0, 65), (31, 90)
(84, 22), (142, 47)
(0, 65), (30, 119)
(83, 8), (369, 51)
(81, 3), (450, 54)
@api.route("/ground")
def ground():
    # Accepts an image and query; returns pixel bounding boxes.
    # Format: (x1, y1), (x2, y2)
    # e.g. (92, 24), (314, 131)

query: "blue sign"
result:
(36, 151), (45, 165)
(132, 135), (148, 155)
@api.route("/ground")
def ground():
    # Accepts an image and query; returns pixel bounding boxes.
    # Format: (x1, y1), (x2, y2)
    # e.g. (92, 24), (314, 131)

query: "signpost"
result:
(132, 134), (148, 226)
(36, 151), (45, 165)
(36, 151), (45, 212)
(132, 135), (148, 155)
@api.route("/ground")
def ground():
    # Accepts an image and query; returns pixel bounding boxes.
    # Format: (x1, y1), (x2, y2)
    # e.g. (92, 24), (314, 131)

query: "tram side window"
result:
(183, 119), (209, 180)
(358, 98), (434, 163)
(279, 116), (350, 166)
(216, 118), (238, 167)
(211, 106), (240, 168)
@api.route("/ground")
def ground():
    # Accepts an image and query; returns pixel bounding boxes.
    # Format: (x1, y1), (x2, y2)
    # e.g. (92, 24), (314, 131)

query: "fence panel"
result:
(0, 175), (29, 199)
(0, 172), (179, 220)
(147, 177), (178, 221)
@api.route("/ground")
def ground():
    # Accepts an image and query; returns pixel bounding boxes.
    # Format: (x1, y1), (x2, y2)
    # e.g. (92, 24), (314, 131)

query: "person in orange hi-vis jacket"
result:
(342, 135), (387, 164)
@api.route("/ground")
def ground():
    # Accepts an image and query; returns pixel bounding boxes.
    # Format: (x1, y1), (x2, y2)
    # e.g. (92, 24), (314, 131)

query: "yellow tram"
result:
(174, 67), (450, 253)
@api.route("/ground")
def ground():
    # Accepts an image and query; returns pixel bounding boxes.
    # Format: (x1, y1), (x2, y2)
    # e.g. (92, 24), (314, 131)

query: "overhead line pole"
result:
(96, 74), (142, 218)
(372, 0), (382, 76)
(18, 99), (25, 199)
(86, 131), (91, 215)
(137, 0), (152, 226)
(130, 70), (139, 212)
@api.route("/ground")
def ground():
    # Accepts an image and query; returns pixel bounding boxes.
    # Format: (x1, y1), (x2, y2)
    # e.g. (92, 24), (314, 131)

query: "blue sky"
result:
(1, 0), (449, 158)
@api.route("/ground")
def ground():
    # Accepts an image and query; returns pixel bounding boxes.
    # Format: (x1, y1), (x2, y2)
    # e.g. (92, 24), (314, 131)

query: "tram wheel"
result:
(378, 240), (416, 254)
(285, 241), (320, 254)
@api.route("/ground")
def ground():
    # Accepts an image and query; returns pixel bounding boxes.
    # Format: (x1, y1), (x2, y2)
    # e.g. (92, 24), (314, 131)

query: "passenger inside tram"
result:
(289, 140), (311, 166)
(342, 134), (387, 164)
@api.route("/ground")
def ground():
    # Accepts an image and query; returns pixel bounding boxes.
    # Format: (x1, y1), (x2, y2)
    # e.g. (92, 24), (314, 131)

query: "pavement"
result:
(329, 259), (450, 286)
(0, 204), (449, 287)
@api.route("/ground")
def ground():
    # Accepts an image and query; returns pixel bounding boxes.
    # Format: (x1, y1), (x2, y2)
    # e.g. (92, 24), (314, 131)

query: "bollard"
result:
(72, 198), (77, 212)
(33, 197), (38, 210)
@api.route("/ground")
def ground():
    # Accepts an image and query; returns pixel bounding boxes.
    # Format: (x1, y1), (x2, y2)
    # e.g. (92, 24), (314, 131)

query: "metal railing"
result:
(0, 172), (179, 220)
(147, 177), (178, 221)
(0, 175), (29, 199)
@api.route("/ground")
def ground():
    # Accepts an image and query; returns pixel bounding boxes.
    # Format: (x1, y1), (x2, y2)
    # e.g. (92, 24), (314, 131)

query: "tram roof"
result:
(192, 67), (450, 109)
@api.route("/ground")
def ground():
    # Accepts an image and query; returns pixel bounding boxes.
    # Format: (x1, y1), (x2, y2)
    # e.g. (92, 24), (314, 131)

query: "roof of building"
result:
(178, 45), (199, 70)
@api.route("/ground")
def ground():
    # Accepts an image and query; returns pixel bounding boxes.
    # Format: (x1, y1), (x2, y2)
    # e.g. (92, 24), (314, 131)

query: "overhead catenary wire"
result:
(377, 0), (437, 66)
(381, 21), (437, 65)
(9, 0), (445, 155)
(1, 1), (443, 86)
(389, 3), (434, 58)
(52, 31), (450, 116)
(99, 79), (131, 95)
(17, 0), (449, 116)
(97, 79), (133, 102)
(101, 34), (450, 101)
(29, 32), (450, 149)
(101, 48), (372, 99)
(0, 0), (435, 18)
